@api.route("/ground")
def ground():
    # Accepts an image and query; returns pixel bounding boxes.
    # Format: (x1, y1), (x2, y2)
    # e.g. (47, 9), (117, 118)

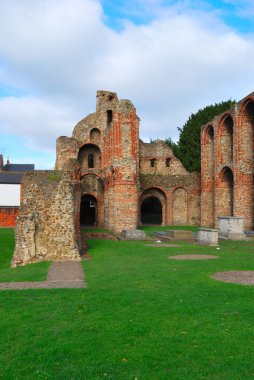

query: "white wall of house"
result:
(0, 184), (20, 206)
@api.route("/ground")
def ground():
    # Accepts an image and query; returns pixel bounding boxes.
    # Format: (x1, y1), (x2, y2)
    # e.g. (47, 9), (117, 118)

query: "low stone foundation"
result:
(219, 217), (246, 240)
(198, 228), (219, 246)
(121, 229), (146, 240)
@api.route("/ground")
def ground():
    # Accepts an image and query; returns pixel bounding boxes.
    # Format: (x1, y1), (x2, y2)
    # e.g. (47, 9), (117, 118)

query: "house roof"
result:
(4, 164), (34, 172)
(0, 172), (23, 184)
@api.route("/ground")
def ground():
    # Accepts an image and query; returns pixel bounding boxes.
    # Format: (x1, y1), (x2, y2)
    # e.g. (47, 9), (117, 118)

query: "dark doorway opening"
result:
(141, 196), (162, 225)
(80, 195), (97, 226)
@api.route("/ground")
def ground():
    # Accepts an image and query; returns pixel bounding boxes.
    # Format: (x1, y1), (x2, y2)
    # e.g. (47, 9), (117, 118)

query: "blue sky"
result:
(102, 0), (254, 33)
(0, 0), (254, 169)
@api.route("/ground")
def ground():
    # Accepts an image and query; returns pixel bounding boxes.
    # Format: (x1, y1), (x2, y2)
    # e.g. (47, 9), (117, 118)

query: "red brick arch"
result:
(78, 143), (102, 174)
(217, 113), (234, 166)
(203, 125), (214, 144)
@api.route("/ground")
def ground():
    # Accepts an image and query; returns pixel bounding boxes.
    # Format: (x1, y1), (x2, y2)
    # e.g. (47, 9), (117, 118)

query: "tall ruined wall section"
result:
(201, 92), (254, 230)
(103, 98), (139, 232)
(13, 159), (81, 266)
(139, 141), (200, 225)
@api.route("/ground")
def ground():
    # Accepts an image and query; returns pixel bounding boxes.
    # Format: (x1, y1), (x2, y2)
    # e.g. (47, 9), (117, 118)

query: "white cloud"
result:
(0, 0), (254, 167)
(0, 96), (77, 149)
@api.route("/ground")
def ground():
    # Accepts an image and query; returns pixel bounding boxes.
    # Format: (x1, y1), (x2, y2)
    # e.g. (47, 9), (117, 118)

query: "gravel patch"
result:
(168, 254), (219, 260)
(0, 261), (86, 290)
(145, 244), (181, 247)
(212, 270), (254, 285)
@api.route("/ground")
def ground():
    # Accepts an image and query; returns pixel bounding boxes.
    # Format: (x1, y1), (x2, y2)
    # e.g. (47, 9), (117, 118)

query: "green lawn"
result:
(0, 228), (254, 379)
(138, 225), (199, 236)
(0, 229), (50, 282)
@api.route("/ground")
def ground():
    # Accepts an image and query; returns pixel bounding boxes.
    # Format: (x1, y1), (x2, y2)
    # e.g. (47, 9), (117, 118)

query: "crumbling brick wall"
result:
(201, 92), (254, 230)
(0, 207), (19, 227)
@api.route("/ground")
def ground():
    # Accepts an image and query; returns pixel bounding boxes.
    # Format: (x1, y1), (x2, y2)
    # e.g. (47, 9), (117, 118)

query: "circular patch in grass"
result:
(168, 254), (219, 260)
(146, 244), (181, 247)
(212, 271), (254, 285)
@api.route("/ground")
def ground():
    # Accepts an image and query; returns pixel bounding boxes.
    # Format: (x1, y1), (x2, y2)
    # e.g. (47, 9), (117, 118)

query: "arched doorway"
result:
(80, 195), (97, 226)
(141, 196), (162, 225)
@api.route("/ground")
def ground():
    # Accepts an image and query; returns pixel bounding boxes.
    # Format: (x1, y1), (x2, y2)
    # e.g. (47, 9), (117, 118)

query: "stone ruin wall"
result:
(13, 90), (202, 266)
(201, 92), (254, 230)
(13, 159), (81, 266)
(139, 140), (200, 226)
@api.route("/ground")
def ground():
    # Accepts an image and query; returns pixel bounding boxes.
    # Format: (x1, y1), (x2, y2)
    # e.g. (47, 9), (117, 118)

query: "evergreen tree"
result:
(166, 99), (236, 172)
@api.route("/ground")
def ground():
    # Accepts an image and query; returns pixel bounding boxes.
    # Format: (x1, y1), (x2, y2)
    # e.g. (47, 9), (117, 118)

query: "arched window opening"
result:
(217, 167), (234, 217)
(223, 167), (233, 216)
(141, 196), (162, 225)
(166, 158), (171, 167)
(150, 158), (156, 168)
(88, 154), (94, 168)
(107, 110), (113, 128)
(78, 144), (101, 171)
(223, 167), (233, 184)
(207, 126), (214, 140)
(80, 194), (97, 226)
(224, 116), (233, 135)
(219, 115), (233, 164)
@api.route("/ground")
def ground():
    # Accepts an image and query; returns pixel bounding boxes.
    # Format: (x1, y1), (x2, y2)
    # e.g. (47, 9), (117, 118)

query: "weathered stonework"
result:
(201, 92), (254, 231)
(14, 90), (200, 265)
(13, 160), (81, 266)
(198, 228), (219, 246)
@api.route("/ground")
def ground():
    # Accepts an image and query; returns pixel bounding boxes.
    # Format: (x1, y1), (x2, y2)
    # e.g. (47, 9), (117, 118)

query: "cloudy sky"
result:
(0, 0), (254, 169)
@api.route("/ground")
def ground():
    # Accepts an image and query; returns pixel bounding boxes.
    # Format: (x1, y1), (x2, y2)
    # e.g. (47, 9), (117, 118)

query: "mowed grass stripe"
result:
(0, 228), (254, 379)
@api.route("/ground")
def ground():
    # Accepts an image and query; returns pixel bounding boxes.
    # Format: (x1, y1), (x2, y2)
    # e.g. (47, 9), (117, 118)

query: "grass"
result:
(0, 228), (50, 282)
(138, 225), (199, 236)
(0, 228), (254, 379)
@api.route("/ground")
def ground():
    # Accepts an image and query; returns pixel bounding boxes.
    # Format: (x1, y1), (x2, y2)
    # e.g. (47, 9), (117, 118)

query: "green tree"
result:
(166, 99), (236, 172)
